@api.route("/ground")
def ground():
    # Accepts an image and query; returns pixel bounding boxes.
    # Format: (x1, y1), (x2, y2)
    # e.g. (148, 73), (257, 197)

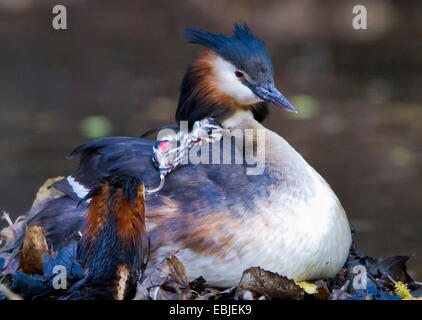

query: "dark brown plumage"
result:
(76, 175), (148, 300)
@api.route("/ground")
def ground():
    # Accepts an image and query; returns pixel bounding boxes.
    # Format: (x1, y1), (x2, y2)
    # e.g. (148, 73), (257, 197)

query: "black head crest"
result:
(177, 23), (273, 124)
(183, 23), (274, 79)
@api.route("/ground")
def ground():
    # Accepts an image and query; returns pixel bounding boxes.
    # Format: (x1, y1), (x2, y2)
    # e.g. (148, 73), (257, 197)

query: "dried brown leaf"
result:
(30, 176), (65, 211)
(237, 267), (304, 300)
(18, 226), (50, 275)
(134, 255), (191, 300)
(314, 280), (331, 300)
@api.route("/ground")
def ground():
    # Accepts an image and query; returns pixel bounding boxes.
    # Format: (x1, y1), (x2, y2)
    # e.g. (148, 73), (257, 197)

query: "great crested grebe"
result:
(4, 23), (351, 288)
(68, 175), (148, 300)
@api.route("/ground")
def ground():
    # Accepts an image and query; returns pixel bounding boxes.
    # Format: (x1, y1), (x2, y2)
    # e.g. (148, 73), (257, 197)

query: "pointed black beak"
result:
(249, 82), (298, 113)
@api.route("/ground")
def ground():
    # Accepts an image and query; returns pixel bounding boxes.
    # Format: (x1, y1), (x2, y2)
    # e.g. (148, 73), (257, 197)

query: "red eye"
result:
(235, 71), (244, 78)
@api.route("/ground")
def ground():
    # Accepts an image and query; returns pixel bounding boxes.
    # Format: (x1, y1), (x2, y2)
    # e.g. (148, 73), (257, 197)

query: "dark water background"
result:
(0, 1), (421, 277)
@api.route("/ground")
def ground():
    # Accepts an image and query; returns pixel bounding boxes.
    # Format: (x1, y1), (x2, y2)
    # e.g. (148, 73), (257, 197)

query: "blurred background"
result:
(0, 0), (421, 277)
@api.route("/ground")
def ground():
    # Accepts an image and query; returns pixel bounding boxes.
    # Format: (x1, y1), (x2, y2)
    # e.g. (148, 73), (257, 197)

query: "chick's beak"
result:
(251, 82), (298, 113)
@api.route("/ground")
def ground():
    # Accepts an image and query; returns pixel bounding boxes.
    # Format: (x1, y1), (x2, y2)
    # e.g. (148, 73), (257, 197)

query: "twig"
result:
(0, 284), (23, 300)
(2, 248), (21, 271)
(340, 280), (350, 291)
(1, 211), (25, 236)
(368, 274), (382, 291)
(203, 286), (236, 299)
(2, 212), (15, 234)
